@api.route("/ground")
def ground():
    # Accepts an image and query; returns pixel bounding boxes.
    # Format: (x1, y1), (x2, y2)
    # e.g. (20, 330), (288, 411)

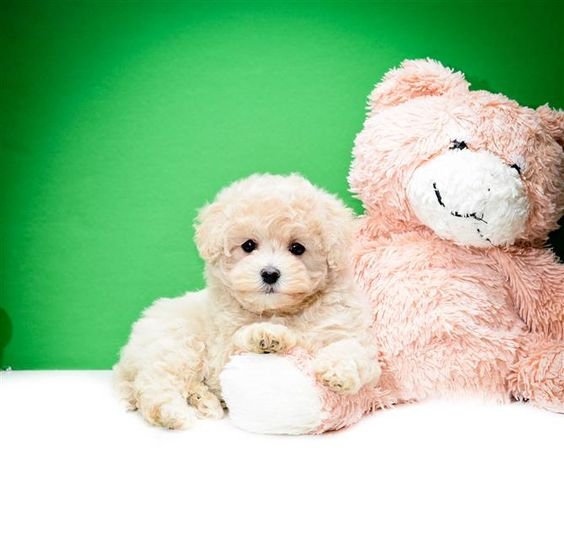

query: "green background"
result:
(1, 0), (563, 369)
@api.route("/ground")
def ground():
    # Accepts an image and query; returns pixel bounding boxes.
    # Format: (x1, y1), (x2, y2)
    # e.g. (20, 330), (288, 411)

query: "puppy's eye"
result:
(510, 163), (522, 175)
(450, 140), (468, 150)
(289, 242), (306, 256)
(241, 239), (257, 253)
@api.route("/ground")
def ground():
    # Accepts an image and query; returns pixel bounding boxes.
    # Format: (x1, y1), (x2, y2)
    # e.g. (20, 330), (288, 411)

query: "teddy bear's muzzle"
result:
(407, 149), (529, 247)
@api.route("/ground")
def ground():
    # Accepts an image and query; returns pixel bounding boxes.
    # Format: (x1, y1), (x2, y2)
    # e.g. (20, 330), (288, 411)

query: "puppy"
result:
(114, 174), (381, 429)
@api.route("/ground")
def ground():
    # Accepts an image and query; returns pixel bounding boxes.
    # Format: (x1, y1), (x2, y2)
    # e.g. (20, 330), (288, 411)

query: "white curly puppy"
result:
(114, 174), (381, 429)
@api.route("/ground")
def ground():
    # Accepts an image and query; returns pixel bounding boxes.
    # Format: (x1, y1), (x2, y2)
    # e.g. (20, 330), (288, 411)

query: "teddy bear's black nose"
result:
(261, 266), (280, 285)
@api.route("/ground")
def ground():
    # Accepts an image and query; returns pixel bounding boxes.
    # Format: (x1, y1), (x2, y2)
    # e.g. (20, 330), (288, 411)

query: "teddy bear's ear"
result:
(369, 58), (469, 114)
(537, 105), (564, 148)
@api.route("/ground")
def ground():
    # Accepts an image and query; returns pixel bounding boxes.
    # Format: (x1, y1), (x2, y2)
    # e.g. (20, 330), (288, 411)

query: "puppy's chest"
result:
(202, 314), (252, 371)
(267, 311), (343, 350)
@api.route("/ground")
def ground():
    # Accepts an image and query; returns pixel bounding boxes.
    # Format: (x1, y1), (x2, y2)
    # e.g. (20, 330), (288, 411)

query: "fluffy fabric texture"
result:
(222, 59), (564, 434)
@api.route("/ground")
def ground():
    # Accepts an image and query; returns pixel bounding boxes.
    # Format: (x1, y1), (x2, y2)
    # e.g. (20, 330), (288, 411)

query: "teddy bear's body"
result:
(355, 222), (563, 410)
(221, 59), (564, 434)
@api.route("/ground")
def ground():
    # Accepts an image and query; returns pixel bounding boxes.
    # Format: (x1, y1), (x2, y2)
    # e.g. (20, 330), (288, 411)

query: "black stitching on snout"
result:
(477, 228), (492, 244)
(433, 183), (488, 225)
(433, 183), (445, 207)
(510, 163), (522, 175)
(450, 211), (488, 224)
(450, 140), (468, 150)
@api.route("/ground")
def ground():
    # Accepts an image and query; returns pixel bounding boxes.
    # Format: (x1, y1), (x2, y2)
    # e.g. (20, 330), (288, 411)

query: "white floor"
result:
(0, 370), (562, 556)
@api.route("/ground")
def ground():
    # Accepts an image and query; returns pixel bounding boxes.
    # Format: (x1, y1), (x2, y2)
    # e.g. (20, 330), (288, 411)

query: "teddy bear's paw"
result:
(315, 359), (362, 395)
(143, 398), (197, 430)
(234, 323), (297, 354)
(188, 390), (225, 420)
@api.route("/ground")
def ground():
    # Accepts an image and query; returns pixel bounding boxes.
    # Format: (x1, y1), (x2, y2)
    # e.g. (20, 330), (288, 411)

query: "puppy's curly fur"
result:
(114, 174), (381, 429)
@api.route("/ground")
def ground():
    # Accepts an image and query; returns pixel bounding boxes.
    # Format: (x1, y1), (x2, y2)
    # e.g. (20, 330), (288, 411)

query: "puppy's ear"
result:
(194, 201), (227, 263)
(320, 194), (357, 273)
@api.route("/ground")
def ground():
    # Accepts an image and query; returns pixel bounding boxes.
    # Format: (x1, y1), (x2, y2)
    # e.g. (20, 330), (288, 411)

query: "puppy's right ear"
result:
(194, 202), (226, 263)
(320, 194), (357, 273)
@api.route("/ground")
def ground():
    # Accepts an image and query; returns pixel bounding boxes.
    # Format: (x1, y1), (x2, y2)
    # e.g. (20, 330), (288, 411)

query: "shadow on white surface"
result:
(0, 370), (562, 556)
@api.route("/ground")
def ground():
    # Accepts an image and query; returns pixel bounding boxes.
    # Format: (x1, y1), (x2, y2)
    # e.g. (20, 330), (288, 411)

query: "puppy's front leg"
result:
(313, 339), (381, 395)
(133, 365), (198, 430)
(233, 323), (297, 354)
(128, 338), (217, 430)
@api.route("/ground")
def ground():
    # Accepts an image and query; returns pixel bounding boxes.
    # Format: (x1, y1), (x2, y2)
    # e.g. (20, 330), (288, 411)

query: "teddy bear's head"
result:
(349, 59), (564, 247)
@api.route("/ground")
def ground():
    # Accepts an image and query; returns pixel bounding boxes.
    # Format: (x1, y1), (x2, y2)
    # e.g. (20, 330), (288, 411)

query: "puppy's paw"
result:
(234, 323), (296, 354)
(143, 398), (197, 430)
(314, 359), (362, 395)
(189, 391), (225, 420)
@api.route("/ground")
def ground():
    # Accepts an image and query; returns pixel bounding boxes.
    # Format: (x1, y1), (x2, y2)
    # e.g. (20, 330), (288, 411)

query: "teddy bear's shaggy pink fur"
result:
(221, 59), (564, 434)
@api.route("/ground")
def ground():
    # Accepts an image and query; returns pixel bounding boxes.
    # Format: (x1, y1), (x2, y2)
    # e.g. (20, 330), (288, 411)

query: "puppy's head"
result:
(195, 174), (356, 314)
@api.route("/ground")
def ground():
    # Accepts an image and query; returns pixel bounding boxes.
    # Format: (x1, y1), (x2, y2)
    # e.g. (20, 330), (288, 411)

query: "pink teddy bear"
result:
(221, 59), (564, 434)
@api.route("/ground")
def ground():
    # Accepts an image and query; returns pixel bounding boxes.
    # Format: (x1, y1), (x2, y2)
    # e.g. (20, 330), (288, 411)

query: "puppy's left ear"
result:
(320, 194), (357, 273)
(194, 201), (227, 263)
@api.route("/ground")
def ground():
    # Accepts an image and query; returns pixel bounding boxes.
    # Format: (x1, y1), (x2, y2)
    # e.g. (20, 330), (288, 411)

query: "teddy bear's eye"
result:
(289, 242), (306, 256)
(450, 140), (468, 150)
(241, 239), (257, 253)
(510, 163), (522, 175)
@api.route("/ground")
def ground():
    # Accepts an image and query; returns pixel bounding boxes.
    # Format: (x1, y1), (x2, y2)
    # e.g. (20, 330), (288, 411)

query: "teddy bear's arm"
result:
(490, 248), (564, 341)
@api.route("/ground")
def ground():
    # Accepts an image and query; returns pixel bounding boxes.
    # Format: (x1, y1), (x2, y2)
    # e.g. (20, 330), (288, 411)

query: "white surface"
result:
(0, 370), (562, 556)
(221, 354), (324, 434)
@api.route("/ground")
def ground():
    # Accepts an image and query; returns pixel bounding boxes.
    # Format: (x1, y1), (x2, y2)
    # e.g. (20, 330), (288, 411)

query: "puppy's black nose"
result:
(260, 266), (280, 285)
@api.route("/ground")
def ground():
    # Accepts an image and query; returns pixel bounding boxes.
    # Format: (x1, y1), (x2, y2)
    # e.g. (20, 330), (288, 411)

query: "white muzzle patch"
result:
(407, 149), (529, 247)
